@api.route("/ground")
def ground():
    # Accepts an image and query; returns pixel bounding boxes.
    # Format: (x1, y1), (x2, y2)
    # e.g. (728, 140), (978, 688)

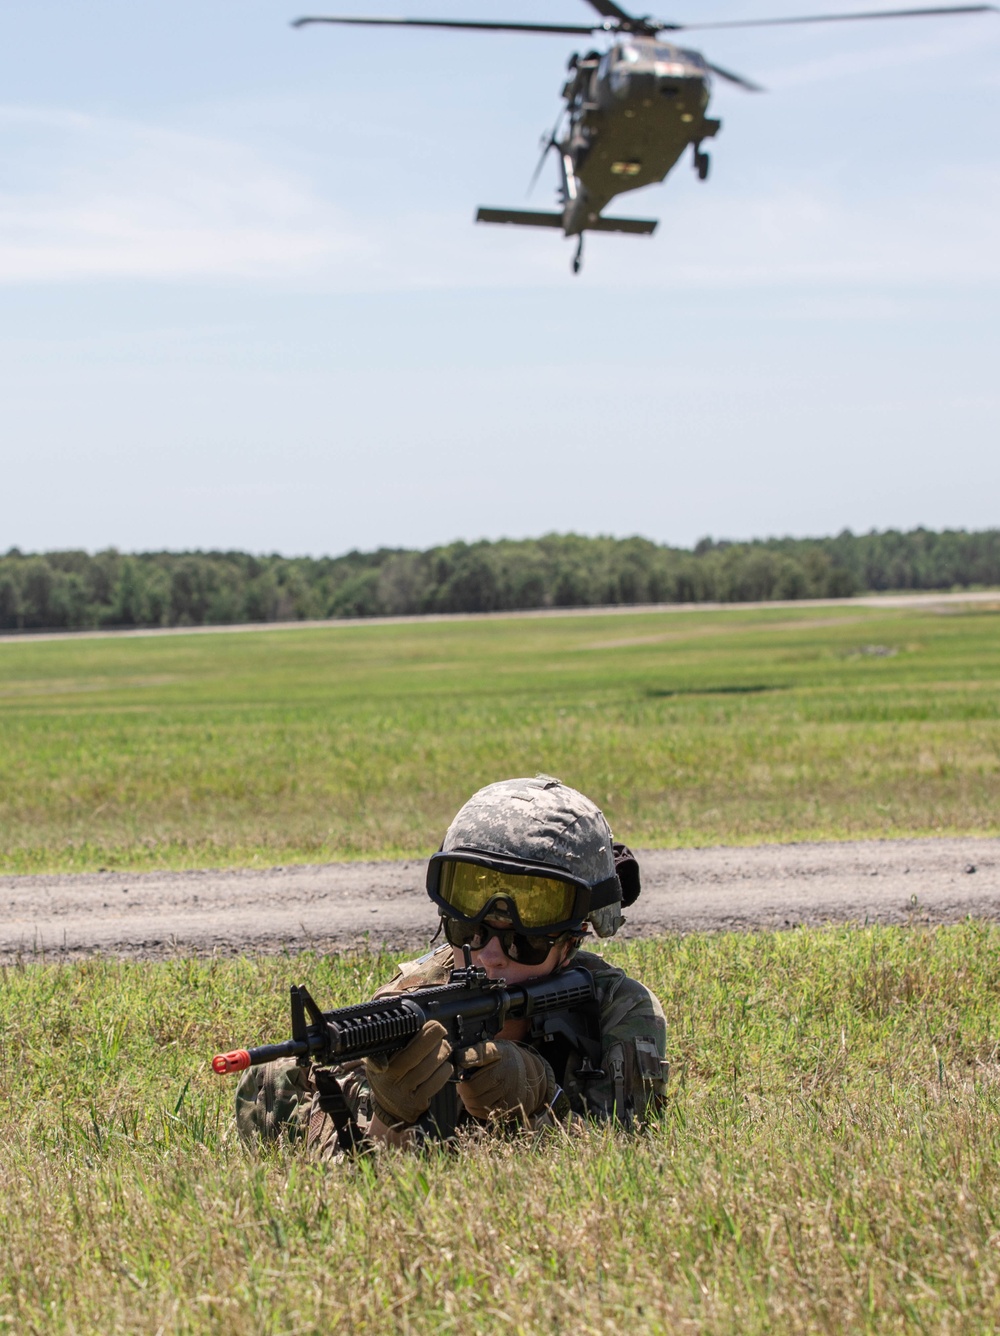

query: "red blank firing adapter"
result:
(212, 1050), (252, 1075)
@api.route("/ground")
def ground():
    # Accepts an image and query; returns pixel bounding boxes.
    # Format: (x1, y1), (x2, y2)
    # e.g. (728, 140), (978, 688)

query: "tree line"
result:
(0, 527), (997, 632)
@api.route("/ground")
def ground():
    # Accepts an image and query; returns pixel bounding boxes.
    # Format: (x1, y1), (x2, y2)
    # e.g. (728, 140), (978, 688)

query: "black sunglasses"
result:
(442, 916), (570, 967)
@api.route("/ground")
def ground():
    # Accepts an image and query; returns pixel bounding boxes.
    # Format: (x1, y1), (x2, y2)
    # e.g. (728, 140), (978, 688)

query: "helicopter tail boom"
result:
(476, 207), (657, 234)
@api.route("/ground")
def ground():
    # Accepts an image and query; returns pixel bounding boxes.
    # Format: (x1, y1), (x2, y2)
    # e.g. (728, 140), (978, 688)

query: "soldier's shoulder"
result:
(373, 943), (455, 997)
(573, 948), (665, 1025)
(573, 947), (621, 974)
(572, 948), (631, 989)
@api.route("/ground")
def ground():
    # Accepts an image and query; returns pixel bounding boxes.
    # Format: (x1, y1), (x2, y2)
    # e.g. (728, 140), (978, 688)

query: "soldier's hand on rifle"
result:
(456, 1040), (552, 1121)
(364, 1020), (453, 1128)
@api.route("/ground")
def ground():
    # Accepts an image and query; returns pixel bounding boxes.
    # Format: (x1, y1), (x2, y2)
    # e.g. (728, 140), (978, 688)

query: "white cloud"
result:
(0, 105), (370, 283)
(632, 167), (1000, 289)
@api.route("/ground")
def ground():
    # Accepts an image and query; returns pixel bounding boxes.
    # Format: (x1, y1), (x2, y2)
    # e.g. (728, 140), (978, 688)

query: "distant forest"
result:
(1, 528), (998, 632)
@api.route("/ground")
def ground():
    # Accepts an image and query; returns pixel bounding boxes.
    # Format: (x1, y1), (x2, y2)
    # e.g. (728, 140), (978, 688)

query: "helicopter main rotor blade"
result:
(527, 109), (566, 196)
(292, 15), (598, 34)
(579, 0), (638, 20)
(705, 60), (766, 90)
(669, 3), (997, 31)
(527, 140), (556, 196)
(579, 0), (666, 32)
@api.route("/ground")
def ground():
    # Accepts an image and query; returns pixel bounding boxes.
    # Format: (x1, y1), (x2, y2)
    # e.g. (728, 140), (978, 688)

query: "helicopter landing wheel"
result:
(694, 147), (710, 181)
(572, 234), (584, 275)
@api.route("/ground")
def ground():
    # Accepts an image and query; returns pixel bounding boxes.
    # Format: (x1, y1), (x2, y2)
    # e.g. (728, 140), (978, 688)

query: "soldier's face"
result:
(471, 921), (573, 984)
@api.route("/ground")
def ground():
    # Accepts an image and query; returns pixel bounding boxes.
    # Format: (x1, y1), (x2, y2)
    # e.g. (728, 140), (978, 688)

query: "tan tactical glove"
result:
(364, 1020), (453, 1128)
(455, 1040), (553, 1122)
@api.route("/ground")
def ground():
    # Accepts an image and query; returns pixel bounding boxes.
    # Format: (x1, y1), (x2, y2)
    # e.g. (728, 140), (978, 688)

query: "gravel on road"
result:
(1, 837), (997, 962)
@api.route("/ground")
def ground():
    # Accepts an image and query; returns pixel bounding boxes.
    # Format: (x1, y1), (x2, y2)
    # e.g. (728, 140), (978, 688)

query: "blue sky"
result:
(1, 0), (997, 555)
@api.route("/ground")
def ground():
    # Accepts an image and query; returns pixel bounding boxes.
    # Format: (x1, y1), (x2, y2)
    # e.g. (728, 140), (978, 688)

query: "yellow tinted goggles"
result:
(433, 858), (581, 931)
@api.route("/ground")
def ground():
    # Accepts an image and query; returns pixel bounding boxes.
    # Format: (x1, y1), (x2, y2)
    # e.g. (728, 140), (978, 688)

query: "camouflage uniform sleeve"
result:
(235, 1055), (374, 1157)
(235, 1056), (314, 1145)
(569, 950), (669, 1127)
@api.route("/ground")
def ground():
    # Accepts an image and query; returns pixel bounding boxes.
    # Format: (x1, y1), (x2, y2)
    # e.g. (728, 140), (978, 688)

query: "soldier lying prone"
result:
(221, 776), (668, 1155)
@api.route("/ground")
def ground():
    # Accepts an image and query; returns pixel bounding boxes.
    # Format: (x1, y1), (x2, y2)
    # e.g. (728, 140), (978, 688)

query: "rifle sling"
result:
(311, 1066), (364, 1153)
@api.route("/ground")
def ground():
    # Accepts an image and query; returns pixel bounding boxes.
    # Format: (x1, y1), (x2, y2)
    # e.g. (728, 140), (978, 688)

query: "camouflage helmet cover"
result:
(439, 775), (624, 937)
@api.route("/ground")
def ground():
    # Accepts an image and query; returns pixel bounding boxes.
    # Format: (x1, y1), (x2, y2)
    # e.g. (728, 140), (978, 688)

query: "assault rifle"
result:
(212, 948), (602, 1141)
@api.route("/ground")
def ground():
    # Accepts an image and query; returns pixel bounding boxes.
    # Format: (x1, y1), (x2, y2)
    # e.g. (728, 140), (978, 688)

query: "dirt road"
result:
(1, 588), (997, 646)
(1, 837), (997, 962)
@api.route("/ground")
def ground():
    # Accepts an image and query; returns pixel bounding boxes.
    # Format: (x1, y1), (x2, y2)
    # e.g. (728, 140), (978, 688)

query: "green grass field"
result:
(4, 606), (1000, 1332)
(4, 927), (1000, 1333)
(1, 602), (998, 874)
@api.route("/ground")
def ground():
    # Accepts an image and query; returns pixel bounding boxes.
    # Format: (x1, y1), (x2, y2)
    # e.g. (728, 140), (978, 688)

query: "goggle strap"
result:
(584, 873), (623, 912)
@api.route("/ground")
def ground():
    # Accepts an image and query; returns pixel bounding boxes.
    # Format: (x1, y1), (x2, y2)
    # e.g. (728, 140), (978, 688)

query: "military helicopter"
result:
(294, 0), (997, 272)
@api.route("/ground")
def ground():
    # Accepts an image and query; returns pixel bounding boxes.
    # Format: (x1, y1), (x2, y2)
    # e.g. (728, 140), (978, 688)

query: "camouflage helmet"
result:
(434, 775), (625, 938)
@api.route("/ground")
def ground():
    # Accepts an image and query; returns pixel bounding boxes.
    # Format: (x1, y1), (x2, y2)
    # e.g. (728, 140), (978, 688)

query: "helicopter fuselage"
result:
(559, 37), (719, 233)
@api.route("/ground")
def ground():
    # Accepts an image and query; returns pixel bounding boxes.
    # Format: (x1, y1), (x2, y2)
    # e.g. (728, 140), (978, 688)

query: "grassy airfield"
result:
(2, 601), (1000, 1331)
(0, 599), (998, 874)
(4, 928), (1000, 1332)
